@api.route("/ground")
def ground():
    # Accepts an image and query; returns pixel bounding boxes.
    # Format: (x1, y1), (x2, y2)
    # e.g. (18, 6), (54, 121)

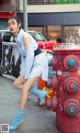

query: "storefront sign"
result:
(0, 12), (16, 18)
(54, 0), (80, 4)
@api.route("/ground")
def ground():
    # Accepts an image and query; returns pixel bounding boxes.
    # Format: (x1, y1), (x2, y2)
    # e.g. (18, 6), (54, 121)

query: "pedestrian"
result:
(7, 16), (48, 130)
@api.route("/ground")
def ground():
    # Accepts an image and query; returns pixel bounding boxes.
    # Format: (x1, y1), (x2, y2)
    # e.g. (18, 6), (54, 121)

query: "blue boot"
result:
(30, 83), (47, 105)
(9, 110), (24, 130)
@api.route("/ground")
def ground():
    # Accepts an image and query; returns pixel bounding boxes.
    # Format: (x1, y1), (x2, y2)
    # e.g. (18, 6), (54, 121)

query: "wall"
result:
(0, 0), (19, 12)
(19, 3), (80, 13)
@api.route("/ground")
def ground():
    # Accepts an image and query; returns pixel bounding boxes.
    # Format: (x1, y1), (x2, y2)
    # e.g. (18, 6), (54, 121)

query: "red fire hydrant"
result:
(52, 48), (80, 133)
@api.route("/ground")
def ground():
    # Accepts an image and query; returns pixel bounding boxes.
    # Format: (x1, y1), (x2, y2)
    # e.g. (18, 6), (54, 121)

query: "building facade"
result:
(0, 0), (80, 43)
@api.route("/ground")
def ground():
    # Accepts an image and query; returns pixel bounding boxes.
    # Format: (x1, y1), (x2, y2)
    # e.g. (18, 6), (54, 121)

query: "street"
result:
(0, 76), (60, 133)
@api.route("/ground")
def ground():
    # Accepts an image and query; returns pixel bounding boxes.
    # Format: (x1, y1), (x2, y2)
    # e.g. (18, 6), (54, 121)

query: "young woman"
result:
(7, 16), (48, 130)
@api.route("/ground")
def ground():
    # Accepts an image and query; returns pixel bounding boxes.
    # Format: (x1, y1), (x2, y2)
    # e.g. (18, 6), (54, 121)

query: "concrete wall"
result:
(18, 1), (80, 27)
(27, 4), (80, 13)
(19, 2), (80, 13)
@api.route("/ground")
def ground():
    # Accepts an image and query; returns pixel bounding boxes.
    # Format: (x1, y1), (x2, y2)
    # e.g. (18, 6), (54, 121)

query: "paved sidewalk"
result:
(0, 76), (60, 133)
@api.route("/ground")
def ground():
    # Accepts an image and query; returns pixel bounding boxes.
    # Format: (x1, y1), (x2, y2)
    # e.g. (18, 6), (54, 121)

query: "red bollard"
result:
(52, 48), (80, 133)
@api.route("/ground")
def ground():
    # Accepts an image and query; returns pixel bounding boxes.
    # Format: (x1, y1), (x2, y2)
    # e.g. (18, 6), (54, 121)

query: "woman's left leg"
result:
(20, 77), (40, 109)
(9, 76), (40, 130)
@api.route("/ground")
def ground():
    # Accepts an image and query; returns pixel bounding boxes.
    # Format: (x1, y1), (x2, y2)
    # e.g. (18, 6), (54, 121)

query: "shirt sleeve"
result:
(20, 56), (24, 75)
(24, 46), (34, 79)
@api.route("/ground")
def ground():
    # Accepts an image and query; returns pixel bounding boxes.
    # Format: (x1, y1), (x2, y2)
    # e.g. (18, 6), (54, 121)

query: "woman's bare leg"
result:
(13, 75), (25, 89)
(9, 76), (40, 131)
(20, 77), (40, 109)
(9, 75), (27, 130)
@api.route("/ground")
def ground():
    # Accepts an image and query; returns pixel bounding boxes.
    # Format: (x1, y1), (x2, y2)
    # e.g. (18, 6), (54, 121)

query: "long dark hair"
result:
(8, 16), (22, 29)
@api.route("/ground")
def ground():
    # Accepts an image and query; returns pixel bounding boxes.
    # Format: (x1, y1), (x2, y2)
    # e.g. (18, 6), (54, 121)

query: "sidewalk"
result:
(0, 76), (60, 133)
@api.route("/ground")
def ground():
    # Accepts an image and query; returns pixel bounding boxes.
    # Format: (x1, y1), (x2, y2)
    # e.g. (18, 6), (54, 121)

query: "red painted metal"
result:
(52, 48), (80, 133)
(38, 42), (62, 51)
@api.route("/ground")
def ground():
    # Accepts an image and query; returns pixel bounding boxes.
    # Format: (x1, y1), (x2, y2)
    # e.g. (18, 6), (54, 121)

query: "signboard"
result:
(53, 0), (80, 4)
(0, 12), (16, 18)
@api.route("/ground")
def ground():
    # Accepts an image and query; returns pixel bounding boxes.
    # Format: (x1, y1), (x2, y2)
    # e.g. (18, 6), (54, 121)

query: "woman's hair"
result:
(8, 16), (22, 29)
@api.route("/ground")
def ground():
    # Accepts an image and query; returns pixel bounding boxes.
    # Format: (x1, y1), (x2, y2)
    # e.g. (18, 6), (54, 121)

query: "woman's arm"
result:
(23, 34), (30, 49)
(23, 34), (34, 79)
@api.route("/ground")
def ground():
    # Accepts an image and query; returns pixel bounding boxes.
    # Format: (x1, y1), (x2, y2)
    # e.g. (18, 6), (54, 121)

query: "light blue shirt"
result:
(14, 29), (38, 78)
(15, 29), (48, 81)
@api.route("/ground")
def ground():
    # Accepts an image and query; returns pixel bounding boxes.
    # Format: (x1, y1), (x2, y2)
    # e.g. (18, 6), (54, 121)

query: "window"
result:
(29, 31), (47, 41)
(27, 0), (53, 5)
(65, 26), (80, 44)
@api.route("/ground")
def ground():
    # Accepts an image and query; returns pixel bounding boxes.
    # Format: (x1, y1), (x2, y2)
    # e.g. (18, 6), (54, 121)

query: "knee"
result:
(22, 86), (29, 94)
(13, 80), (18, 88)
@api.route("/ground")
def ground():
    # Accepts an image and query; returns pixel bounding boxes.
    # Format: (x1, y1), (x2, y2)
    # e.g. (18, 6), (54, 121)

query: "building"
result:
(0, 0), (80, 43)
(0, 0), (18, 29)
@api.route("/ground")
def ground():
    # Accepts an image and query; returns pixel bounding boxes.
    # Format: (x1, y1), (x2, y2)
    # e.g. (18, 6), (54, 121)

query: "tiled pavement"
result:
(0, 76), (60, 133)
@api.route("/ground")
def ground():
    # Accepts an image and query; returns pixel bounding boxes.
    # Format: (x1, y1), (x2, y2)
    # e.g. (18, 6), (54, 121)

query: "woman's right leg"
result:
(9, 76), (47, 130)
(9, 76), (40, 131)
(30, 83), (47, 105)
(13, 75), (47, 106)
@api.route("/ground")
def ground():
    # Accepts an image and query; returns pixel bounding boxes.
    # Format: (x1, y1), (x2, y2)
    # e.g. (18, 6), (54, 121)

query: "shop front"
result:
(18, 12), (80, 43)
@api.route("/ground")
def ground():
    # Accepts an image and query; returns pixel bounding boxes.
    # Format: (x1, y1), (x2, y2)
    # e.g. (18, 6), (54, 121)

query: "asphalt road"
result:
(0, 76), (60, 133)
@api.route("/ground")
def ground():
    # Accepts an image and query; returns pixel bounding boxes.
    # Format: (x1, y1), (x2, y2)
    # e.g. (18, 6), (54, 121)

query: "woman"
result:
(7, 16), (48, 130)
